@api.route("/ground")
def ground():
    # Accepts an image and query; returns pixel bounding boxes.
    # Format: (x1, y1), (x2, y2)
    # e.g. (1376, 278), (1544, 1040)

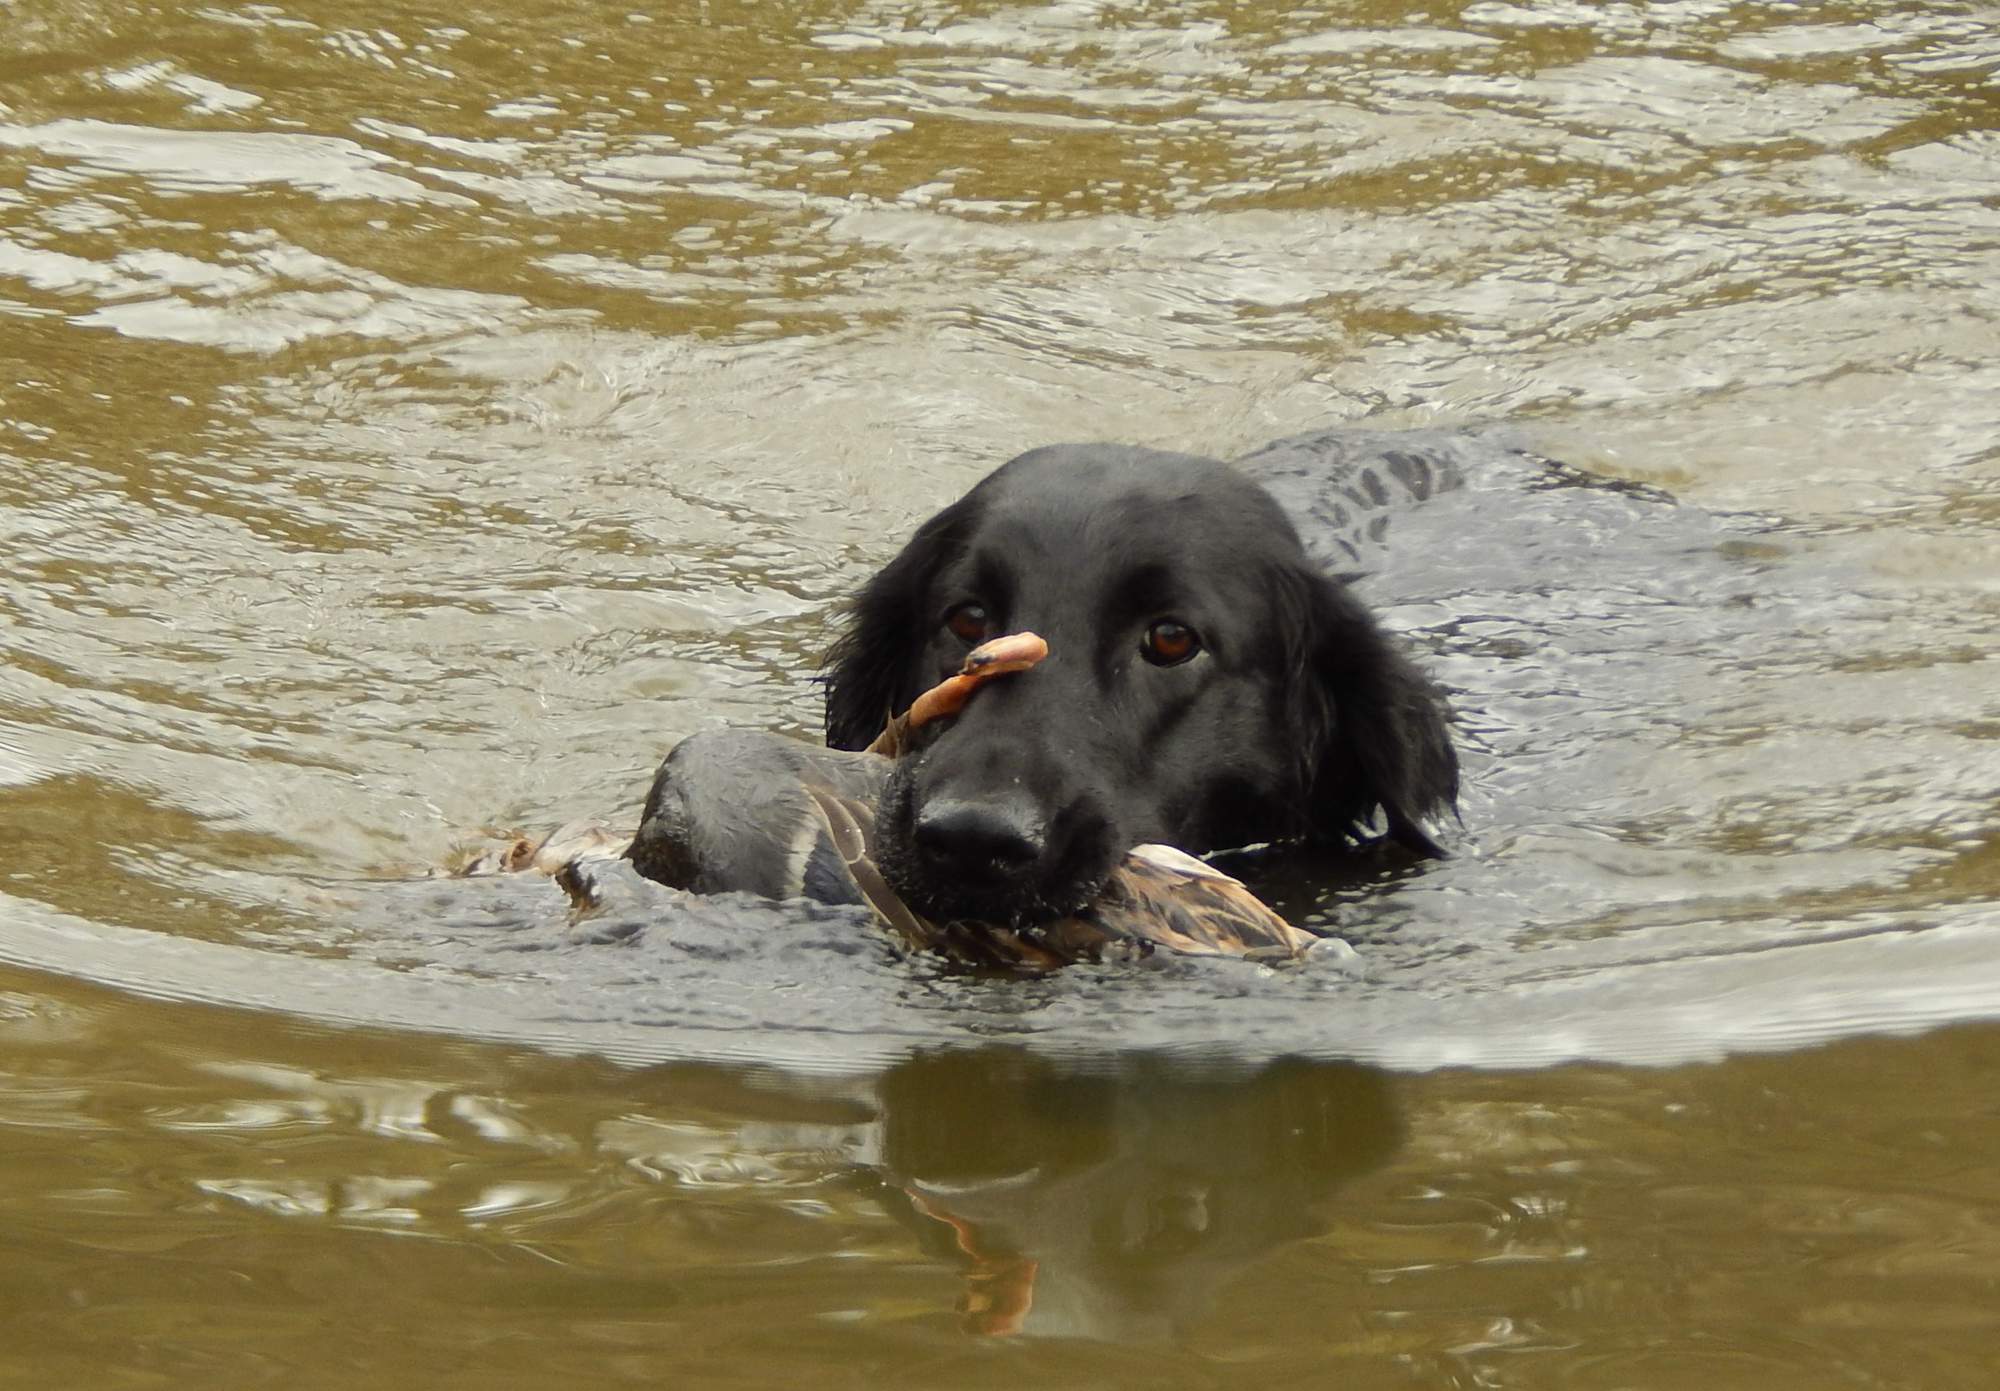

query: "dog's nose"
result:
(911, 797), (1045, 876)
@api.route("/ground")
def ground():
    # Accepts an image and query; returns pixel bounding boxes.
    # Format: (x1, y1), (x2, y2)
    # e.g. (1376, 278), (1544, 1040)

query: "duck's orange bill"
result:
(903, 631), (1048, 731)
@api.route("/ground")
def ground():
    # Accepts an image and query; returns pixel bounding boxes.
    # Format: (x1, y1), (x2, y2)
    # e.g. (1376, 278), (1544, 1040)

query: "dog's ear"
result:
(821, 499), (975, 751)
(1290, 569), (1459, 856)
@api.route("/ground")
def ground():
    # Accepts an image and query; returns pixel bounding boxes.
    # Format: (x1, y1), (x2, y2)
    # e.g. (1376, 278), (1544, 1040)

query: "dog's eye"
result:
(944, 602), (993, 645)
(1141, 619), (1200, 666)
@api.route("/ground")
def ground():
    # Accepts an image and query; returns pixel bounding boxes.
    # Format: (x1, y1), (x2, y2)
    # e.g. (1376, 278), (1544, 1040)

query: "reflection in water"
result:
(10, 982), (1999, 1381)
(868, 1050), (1398, 1340)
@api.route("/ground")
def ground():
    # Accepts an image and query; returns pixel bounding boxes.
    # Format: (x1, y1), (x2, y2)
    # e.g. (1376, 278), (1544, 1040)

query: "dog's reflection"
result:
(862, 1049), (1400, 1341)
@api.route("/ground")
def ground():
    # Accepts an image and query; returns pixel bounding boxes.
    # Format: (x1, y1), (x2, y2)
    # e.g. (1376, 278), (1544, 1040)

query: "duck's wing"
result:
(791, 794), (1310, 967)
(802, 781), (1091, 971)
(800, 781), (940, 951)
(1074, 845), (1314, 960)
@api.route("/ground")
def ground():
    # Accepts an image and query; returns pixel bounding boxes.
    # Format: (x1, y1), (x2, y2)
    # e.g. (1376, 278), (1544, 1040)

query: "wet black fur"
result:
(823, 444), (1458, 925)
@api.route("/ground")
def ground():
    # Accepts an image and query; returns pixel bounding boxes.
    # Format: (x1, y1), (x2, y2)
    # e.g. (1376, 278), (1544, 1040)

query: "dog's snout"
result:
(912, 797), (1044, 875)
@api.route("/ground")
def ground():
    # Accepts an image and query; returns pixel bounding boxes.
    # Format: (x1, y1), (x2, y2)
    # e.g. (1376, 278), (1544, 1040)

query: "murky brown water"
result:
(4, 0), (1999, 1381)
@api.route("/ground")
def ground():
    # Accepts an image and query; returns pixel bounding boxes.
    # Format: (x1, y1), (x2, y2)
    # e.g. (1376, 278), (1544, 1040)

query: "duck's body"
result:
(621, 633), (1313, 968)
(461, 632), (1312, 967)
(613, 731), (1310, 968)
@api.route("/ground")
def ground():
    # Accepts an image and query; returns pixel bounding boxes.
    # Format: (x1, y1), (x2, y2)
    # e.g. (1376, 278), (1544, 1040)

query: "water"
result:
(2, 0), (1998, 1381)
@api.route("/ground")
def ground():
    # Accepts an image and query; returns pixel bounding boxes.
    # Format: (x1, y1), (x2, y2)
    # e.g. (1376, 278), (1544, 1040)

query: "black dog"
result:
(819, 443), (1458, 926)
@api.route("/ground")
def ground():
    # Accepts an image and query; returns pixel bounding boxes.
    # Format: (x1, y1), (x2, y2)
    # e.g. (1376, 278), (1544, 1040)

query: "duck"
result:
(464, 633), (1314, 969)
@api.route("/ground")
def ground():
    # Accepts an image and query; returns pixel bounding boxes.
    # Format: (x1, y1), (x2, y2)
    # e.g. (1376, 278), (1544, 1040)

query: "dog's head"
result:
(824, 445), (1457, 925)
